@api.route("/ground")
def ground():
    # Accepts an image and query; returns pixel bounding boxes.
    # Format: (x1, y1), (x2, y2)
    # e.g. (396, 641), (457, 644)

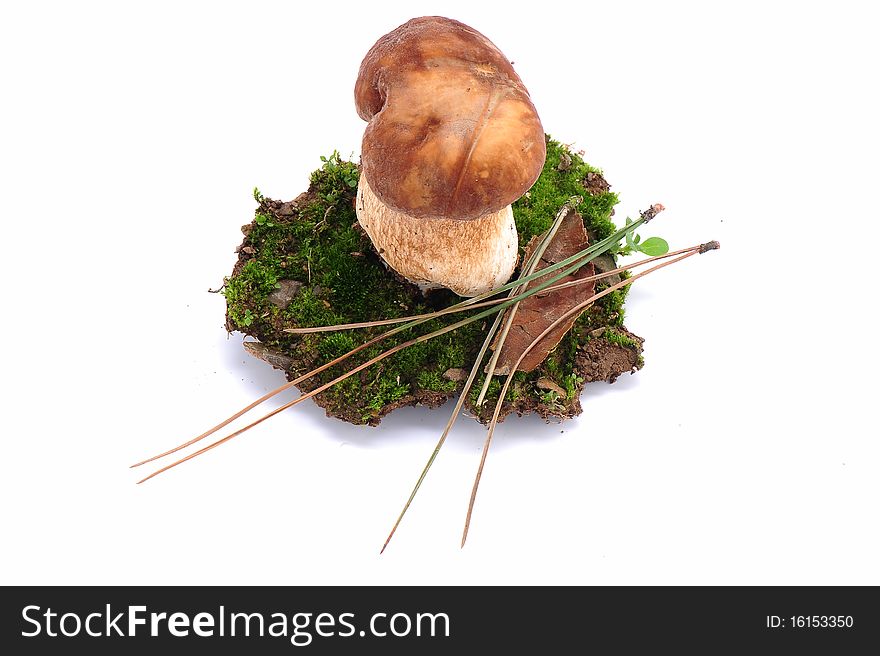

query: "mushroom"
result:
(354, 16), (546, 297)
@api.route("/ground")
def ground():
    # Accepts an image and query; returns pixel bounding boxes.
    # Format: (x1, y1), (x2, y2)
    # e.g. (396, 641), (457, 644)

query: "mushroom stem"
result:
(356, 173), (519, 297)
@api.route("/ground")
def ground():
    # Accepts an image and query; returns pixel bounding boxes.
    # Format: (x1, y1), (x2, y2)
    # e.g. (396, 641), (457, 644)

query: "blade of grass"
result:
(284, 244), (700, 334)
(136, 206), (668, 482)
(130, 316), (439, 468)
(475, 202), (576, 406)
(136, 205), (660, 469)
(287, 204), (663, 335)
(379, 310), (506, 553)
(379, 201), (579, 553)
(135, 240), (688, 473)
(461, 241), (720, 547)
(137, 284), (544, 483)
(136, 203), (649, 468)
(141, 204), (573, 486)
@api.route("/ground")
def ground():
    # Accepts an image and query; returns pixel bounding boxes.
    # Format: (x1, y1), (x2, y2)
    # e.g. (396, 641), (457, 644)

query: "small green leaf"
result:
(637, 237), (669, 256)
(625, 222), (636, 250)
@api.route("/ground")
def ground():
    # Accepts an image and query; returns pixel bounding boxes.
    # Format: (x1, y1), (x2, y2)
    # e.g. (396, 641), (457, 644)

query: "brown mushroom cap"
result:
(354, 16), (546, 221)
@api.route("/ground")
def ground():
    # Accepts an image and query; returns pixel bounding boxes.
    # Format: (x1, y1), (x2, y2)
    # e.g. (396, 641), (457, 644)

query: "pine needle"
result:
(460, 241), (719, 547)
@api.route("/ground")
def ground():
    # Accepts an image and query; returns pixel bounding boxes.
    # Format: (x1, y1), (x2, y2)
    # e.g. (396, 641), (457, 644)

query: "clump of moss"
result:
(600, 327), (642, 350)
(224, 137), (644, 425)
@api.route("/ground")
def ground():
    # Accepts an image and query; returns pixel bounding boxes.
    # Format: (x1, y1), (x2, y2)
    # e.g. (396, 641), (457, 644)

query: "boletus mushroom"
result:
(354, 16), (546, 297)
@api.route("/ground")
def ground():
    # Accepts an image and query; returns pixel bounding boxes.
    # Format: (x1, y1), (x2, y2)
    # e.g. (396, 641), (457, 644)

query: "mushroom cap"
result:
(355, 16), (546, 221)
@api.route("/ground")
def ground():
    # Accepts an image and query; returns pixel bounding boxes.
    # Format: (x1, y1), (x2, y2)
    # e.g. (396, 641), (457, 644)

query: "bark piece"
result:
(243, 341), (297, 372)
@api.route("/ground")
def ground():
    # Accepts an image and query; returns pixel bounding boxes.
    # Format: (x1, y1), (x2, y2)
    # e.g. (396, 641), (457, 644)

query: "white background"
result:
(1, 0), (878, 585)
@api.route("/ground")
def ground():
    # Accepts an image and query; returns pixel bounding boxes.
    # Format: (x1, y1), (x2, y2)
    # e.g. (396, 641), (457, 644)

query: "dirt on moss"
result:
(223, 138), (644, 426)
(482, 327), (645, 423)
(577, 327), (645, 384)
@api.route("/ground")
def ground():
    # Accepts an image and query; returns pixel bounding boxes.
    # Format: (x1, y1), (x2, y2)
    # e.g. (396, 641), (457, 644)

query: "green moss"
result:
(602, 327), (642, 350)
(364, 375), (411, 420)
(317, 332), (357, 360)
(224, 139), (640, 425)
(592, 284), (629, 327)
(417, 370), (457, 394)
(224, 259), (280, 329)
(563, 373), (585, 399)
(513, 139), (619, 247)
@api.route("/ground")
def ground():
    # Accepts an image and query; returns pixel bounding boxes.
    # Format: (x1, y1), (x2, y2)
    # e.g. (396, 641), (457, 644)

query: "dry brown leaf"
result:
(491, 208), (597, 374)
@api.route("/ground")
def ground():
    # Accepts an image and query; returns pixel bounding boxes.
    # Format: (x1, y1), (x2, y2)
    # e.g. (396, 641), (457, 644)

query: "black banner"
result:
(1, 586), (876, 653)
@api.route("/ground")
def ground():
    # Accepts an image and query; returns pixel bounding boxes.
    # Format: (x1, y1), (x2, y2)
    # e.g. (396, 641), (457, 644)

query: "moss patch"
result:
(224, 137), (643, 425)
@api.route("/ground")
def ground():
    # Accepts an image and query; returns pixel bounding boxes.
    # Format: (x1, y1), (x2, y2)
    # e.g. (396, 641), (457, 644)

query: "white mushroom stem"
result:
(356, 174), (518, 297)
